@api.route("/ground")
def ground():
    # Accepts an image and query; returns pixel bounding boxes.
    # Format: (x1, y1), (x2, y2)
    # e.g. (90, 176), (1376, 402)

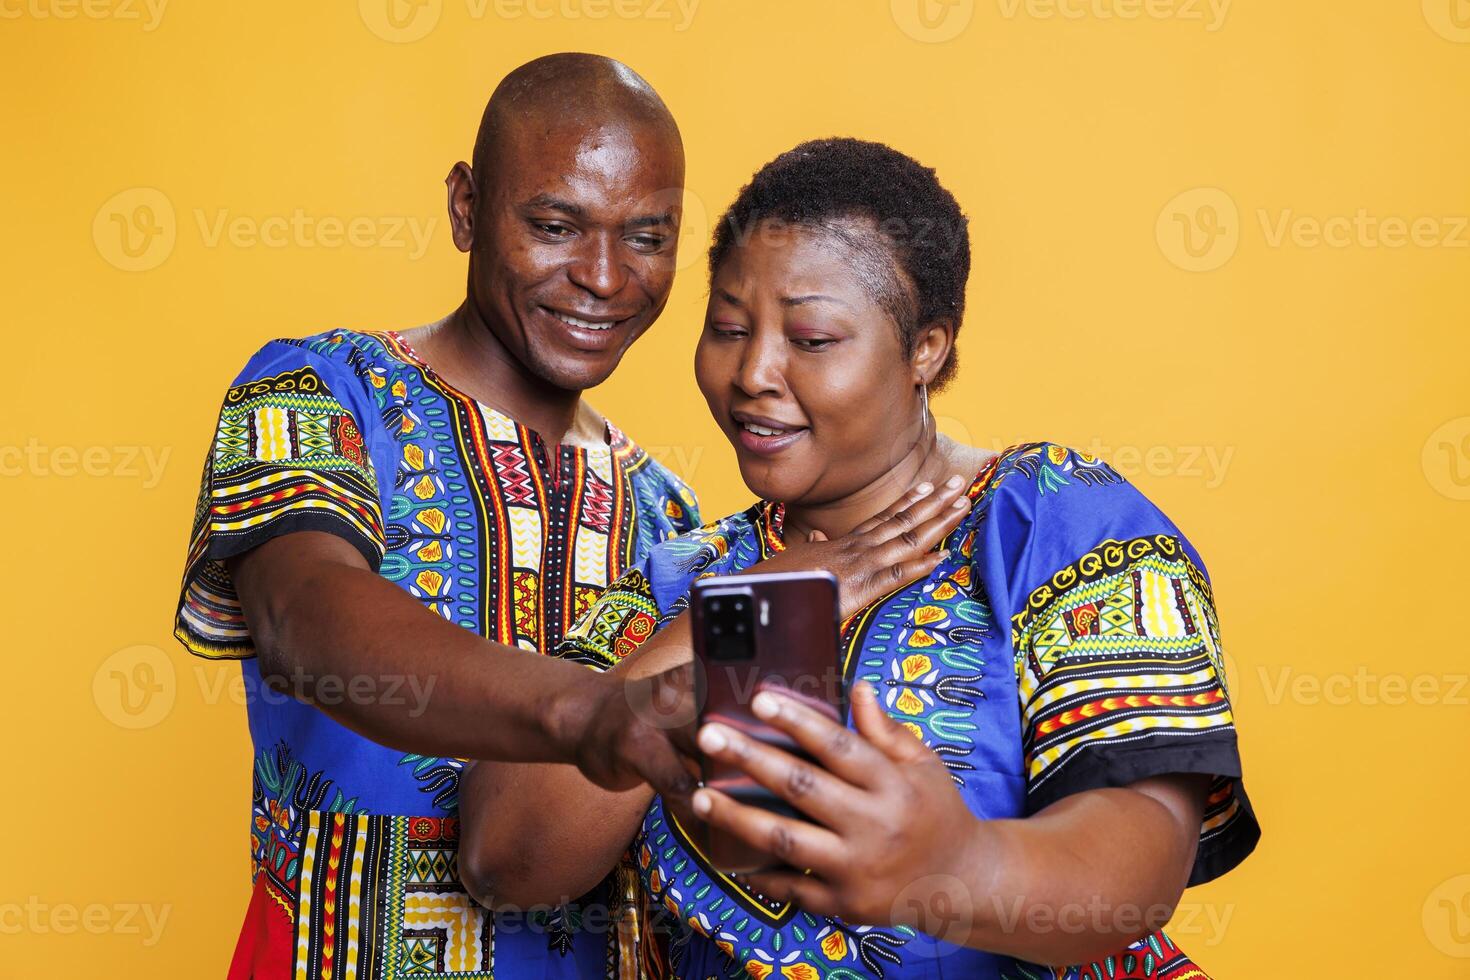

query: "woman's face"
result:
(694, 220), (928, 506)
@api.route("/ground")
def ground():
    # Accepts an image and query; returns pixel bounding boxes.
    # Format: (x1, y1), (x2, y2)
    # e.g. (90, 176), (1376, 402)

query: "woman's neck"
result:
(783, 430), (961, 543)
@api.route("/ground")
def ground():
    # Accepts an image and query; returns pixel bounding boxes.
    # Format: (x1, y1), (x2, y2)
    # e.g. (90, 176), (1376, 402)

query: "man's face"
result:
(462, 118), (684, 392)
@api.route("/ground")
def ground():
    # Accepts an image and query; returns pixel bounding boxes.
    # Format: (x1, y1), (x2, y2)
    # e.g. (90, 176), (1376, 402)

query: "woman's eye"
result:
(792, 338), (836, 351)
(709, 323), (747, 339)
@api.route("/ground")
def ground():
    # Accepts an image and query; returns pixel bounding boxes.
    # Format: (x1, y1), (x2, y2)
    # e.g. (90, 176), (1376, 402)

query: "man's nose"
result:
(566, 232), (628, 299)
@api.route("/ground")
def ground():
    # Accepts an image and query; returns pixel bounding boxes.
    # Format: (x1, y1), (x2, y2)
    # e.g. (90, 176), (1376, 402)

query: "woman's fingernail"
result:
(952, 496), (970, 508)
(915, 482), (933, 496)
(692, 789), (712, 816)
(939, 548), (951, 561)
(699, 724), (729, 753)
(751, 692), (779, 720)
(946, 474), (964, 489)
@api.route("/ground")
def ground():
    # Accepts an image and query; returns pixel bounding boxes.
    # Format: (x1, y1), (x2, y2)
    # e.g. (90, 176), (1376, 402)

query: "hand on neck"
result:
(784, 429), (957, 543)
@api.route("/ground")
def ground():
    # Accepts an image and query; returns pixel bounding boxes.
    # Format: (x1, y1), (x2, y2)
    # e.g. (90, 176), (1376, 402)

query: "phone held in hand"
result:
(690, 570), (845, 873)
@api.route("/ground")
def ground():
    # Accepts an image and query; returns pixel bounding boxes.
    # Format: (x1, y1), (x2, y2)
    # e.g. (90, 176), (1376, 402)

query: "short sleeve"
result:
(173, 341), (390, 659)
(556, 566), (673, 672)
(984, 444), (1259, 885)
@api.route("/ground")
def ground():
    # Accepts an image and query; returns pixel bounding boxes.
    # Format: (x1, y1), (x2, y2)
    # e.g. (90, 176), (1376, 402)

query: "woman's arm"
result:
(691, 682), (1209, 965)
(459, 477), (976, 908)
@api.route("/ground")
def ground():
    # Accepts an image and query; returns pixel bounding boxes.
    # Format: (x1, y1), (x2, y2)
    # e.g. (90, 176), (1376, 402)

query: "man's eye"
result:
(534, 222), (573, 238)
(627, 234), (668, 252)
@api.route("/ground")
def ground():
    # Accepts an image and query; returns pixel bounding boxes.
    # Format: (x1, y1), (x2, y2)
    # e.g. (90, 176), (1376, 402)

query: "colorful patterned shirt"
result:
(174, 328), (701, 979)
(558, 443), (1259, 980)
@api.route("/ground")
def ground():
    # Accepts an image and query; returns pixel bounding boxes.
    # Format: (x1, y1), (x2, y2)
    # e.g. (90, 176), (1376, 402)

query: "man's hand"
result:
(554, 662), (702, 802)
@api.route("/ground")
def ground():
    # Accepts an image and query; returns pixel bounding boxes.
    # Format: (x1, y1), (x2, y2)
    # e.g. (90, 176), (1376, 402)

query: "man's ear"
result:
(911, 318), (956, 387)
(446, 161), (476, 253)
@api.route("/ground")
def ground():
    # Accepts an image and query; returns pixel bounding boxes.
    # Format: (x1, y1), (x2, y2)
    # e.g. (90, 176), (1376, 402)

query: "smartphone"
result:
(690, 570), (844, 873)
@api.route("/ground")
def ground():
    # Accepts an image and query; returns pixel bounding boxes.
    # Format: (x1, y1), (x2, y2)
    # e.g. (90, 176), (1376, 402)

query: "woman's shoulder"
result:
(975, 441), (1130, 501)
(633, 500), (773, 591)
(968, 439), (1206, 581)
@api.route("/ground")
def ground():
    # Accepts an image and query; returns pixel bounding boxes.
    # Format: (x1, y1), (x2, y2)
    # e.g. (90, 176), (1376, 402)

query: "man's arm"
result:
(458, 476), (976, 908)
(458, 618), (692, 908)
(226, 530), (693, 792)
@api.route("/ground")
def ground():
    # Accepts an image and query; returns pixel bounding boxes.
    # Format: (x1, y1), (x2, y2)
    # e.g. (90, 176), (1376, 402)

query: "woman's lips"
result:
(732, 416), (808, 456)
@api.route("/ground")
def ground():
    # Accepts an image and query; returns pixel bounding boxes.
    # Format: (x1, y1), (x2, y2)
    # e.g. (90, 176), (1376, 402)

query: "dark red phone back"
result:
(690, 570), (843, 873)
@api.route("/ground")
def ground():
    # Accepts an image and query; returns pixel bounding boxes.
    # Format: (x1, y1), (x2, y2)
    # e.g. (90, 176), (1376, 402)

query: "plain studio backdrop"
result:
(1, 1), (1467, 975)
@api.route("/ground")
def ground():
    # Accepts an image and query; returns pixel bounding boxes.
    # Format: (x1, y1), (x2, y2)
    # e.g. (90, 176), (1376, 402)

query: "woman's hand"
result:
(689, 680), (985, 940)
(755, 475), (972, 619)
(689, 682), (1211, 963)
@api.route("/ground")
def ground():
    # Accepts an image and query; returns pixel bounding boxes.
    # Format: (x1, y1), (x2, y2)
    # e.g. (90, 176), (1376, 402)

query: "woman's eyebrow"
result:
(782, 293), (851, 309)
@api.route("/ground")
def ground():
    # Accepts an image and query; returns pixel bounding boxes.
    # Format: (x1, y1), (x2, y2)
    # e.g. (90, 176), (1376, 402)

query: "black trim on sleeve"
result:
(1024, 733), (1260, 887)
(199, 509), (385, 575)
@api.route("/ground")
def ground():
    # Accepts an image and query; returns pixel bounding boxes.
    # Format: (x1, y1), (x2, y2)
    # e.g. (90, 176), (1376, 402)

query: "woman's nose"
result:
(733, 335), (785, 397)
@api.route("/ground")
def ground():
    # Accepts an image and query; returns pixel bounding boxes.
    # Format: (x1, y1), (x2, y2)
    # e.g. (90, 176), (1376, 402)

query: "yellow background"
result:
(3, 0), (1468, 975)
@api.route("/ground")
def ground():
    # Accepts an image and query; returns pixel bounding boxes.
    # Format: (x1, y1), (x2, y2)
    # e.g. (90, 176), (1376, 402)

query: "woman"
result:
(461, 138), (1258, 978)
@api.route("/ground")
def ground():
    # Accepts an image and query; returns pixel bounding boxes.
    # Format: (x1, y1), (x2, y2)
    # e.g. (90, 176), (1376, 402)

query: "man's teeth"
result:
(552, 311), (615, 331)
(743, 423), (785, 437)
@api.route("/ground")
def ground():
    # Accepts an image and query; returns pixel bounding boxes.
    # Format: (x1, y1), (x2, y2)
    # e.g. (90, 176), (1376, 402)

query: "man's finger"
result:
(634, 731), (700, 802)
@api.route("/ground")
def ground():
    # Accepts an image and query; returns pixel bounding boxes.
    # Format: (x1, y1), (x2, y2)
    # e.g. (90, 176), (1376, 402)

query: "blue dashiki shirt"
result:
(174, 328), (700, 979)
(558, 443), (1260, 980)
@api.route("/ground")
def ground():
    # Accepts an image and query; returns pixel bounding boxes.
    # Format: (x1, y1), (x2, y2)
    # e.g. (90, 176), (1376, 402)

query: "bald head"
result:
(472, 53), (681, 192)
(443, 53), (685, 395)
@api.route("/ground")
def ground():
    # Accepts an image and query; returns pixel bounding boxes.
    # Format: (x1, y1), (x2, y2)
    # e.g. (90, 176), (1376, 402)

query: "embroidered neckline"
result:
(378, 329), (624, 462)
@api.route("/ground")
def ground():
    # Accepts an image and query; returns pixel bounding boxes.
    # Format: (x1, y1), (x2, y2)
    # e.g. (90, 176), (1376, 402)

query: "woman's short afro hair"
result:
(708, 137), (971, 390)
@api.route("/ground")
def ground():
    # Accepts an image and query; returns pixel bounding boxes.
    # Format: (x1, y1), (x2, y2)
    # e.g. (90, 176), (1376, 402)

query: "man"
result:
(174, 54), (703, 978)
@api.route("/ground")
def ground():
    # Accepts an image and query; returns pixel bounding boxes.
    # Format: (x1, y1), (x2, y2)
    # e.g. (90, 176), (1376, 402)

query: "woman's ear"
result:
(910, 318), (956, 387)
